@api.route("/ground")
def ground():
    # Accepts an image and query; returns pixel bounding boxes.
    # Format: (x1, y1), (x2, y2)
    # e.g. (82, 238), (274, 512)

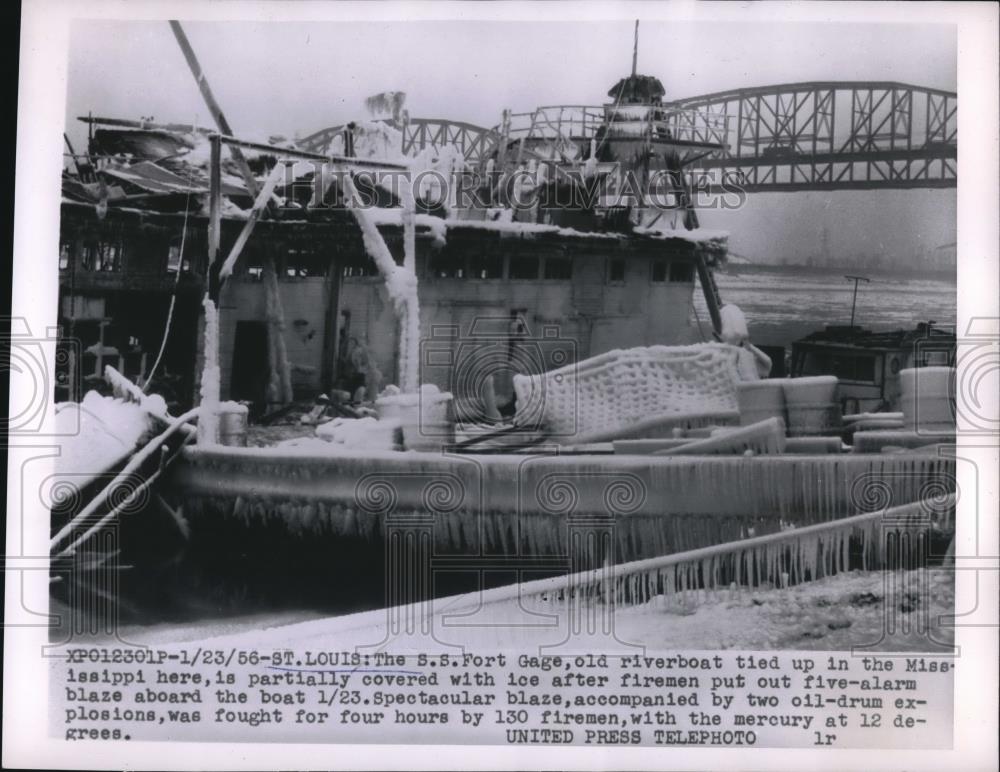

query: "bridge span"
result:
(297, 80), (956, 193)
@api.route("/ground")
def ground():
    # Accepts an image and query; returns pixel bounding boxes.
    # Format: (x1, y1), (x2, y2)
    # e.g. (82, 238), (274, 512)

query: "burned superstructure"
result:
(58, 91), (730, 414)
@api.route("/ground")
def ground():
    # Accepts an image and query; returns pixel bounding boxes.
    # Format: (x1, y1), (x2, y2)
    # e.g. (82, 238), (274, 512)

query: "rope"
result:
(142, 126), (198, 393)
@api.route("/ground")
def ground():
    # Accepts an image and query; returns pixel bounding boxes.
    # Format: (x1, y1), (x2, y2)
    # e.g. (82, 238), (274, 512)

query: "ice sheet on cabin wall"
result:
(263, 257), (294, 406)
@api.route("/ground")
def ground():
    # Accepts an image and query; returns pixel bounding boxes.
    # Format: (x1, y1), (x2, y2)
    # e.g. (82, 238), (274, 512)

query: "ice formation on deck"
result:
(104, 364), (169, 419)
(315, 416), (400, 450)
(513, 342), (755, 442)
(717, 303), (772, 379)
(54, 392), (156, 476)
(719, 303), (750, 345)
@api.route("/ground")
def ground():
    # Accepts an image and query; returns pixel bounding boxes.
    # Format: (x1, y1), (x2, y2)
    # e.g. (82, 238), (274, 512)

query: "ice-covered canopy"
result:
(607, 74), (666, 104)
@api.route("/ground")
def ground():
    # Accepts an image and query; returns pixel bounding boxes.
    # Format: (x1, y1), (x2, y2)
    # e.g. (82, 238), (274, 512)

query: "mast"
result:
(845, 274), (870, 328)
(631, 19), (639, 76)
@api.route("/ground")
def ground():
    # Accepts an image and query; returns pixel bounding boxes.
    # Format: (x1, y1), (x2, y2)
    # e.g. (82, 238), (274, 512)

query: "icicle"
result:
(480, 513), (492, 555)
(493, 514), (508, 555)
(197, 296), (220, 445)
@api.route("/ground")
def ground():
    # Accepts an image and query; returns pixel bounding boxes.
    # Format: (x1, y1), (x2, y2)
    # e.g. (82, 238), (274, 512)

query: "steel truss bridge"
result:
(298, 81), (956, 193)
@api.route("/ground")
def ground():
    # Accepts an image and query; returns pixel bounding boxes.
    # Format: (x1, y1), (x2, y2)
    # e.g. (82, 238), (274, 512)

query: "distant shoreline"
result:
(718, 262), (957, 282)
(695, 262), (957, 348)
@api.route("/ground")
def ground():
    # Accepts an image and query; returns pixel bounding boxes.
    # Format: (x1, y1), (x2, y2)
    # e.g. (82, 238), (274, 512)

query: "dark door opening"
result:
(231, 321), (270, 417)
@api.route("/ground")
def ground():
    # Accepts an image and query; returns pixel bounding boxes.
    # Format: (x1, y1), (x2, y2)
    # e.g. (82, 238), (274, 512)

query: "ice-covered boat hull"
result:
(154, 447), (955, 613)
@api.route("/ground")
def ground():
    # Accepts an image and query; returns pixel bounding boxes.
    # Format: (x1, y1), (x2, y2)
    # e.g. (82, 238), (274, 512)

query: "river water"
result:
(692, 264), (958, 347)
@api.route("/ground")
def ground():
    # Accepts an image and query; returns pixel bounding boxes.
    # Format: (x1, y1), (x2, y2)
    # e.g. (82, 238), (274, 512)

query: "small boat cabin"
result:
(790, 323), (956, 413)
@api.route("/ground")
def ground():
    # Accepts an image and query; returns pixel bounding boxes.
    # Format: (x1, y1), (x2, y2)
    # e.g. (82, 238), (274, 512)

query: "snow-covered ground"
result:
(614, 569), (953, 651)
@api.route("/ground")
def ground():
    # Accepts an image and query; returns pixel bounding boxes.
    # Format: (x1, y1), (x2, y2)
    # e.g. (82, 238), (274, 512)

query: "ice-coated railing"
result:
(494, 104), (732, 150)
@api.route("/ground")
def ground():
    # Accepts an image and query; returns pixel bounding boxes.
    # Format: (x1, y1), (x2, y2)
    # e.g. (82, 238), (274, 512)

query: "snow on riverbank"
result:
(614, 569), (953, 651)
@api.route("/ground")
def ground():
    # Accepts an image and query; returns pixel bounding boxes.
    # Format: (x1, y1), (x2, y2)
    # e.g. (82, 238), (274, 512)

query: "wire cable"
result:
(142, 125), (198, 393)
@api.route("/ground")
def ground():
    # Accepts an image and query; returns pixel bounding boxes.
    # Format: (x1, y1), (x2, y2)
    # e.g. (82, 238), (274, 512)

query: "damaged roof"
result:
(100, 160), (203, 195)
(100, 160), (248, 198)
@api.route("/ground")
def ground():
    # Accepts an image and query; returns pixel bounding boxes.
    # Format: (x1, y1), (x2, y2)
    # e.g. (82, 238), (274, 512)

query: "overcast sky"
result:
(64, 18), (957, 266)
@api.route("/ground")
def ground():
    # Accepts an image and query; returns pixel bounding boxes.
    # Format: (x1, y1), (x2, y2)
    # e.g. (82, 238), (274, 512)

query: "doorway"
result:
(230, 321), (269, 416)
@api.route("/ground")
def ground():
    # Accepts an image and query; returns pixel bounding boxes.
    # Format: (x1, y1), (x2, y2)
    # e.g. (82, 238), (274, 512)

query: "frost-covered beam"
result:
(217, 163), (285, 282)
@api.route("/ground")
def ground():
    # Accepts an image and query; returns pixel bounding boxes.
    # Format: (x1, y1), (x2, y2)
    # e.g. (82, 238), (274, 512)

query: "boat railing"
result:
(492, 104), (733, 151)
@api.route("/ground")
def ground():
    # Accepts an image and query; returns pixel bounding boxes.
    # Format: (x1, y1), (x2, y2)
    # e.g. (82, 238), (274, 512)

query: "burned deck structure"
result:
(58, 118), (728, 413)
(58, 194), (725, 412)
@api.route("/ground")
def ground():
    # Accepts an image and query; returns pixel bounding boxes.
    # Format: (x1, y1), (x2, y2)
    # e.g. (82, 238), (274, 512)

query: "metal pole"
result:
(845, 274), (870, 328)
